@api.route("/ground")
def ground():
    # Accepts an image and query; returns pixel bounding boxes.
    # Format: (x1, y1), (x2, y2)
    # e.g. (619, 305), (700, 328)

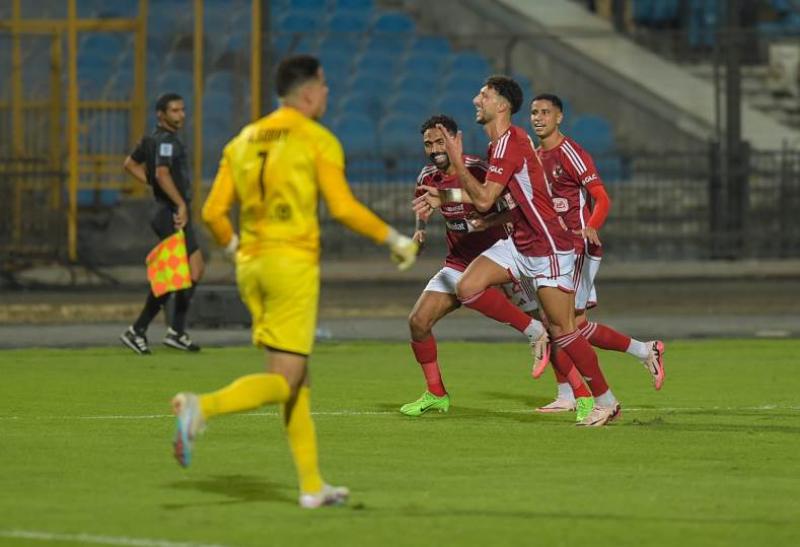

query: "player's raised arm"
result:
(437, 126), (503, 212)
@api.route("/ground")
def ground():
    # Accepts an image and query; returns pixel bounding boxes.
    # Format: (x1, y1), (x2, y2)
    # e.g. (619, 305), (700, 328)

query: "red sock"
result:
(551, 347), (591, 398)
(579, 321), (631, 353)
(410, 336), (446, 396)
(554, 330), (609, 397)
(461, 288), (532, 333)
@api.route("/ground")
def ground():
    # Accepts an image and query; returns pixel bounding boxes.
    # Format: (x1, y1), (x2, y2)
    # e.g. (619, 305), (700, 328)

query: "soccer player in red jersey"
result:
(529, 94), (665, 412)
(401, 114), (538, 416)
(436, 76), (620, 426)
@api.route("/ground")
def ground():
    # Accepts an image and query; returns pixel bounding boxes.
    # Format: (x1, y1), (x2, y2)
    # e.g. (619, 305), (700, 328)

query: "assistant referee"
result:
(120, 92), (204, 354)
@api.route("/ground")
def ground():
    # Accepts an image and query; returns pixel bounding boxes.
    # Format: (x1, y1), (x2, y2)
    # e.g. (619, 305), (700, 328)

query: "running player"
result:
(437, 76), (619, 426)
(170, 55), (419, 508)
(400, 114), (515, 416)
(529, 94), (665, 413)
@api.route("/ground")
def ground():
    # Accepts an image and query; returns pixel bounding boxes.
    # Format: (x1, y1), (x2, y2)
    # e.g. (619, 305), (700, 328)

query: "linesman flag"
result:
(146, 230), (192, 297)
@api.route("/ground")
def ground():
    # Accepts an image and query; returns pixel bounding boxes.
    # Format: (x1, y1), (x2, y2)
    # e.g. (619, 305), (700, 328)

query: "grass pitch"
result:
(1, 340), (799, 547)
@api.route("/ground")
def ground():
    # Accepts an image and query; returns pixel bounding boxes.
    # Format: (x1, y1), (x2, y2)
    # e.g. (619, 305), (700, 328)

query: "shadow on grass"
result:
(162, 474), (295, 509)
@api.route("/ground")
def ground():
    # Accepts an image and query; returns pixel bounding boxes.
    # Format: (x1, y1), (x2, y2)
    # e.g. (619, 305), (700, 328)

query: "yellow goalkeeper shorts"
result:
(236, 248), (319, 356)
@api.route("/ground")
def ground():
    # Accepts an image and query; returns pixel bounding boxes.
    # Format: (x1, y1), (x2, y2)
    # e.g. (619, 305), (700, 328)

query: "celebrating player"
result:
(400, 114), (524, 416)
(435, 76), (619, 426)
(529, 94), (665, 413)
(170, 55), (418, 508)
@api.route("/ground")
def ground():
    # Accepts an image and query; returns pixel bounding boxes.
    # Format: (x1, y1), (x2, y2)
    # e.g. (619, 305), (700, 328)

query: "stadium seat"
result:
(206, 71), (243, 94)
(394, 72), (439, 96)
(569, 114), (615, 155)
(408, 36), (452, 57)
(402, 54), (447, 77)
(449, 51), (492, 75)
(441, 73), (482, 96)
(318, 33), (362, 56)
(334, 0), (374, 10)
(378, 114), (419, 155)
(289, 0), (327, 9)
(385, 93), (434, 119)
(338, 90), (384, 121)
(363, 33), (409, 56)
(155, 70), (193, 98)
(333, 114), (378, 156)
(372, 12), (416, 33)
(329, 11), (372, 34)
(278, 11), (323, 33)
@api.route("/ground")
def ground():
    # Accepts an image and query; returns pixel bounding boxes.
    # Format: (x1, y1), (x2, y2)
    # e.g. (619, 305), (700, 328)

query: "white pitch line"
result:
(0, 529), (231, 547)
(0, 405), (797, 421)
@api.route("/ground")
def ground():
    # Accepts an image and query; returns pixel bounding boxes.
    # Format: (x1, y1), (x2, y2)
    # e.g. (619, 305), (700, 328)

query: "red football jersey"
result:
(484, 126), (574, 257)
(538, 136), (605, 257)
(415, 155), (507, 271)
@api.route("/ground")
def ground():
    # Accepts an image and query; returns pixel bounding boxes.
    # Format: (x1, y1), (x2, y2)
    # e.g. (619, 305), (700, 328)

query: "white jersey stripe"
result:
(514, 158), (558, 254)
(494, 132), (510, 159)
(562, 141), (587, 174)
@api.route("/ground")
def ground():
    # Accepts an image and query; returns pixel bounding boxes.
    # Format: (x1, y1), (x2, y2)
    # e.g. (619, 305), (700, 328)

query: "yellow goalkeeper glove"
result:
(386, 228), (419, 271)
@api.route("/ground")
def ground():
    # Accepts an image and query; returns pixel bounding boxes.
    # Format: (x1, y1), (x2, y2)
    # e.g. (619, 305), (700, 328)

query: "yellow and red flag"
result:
(145, 230), (192, 297)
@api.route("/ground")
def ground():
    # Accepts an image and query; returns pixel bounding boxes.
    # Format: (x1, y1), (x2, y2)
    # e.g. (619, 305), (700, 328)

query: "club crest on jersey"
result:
(552, 197), (569, 212)
(552, 165), (563, 180)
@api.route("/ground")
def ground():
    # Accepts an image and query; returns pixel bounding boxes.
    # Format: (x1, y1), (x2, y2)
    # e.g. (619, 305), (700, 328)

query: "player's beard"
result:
(430, 152), (450, 171)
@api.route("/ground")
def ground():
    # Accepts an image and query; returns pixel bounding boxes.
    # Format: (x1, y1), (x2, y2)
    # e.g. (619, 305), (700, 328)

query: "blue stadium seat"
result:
(334, 0), (374, 10)
(278, 11), (323, 33)
(513, 73), (534, 102)
(594, 156), (624, 183)
(363, 33), (409, 56)
(356, 51), (398, 77)
(318, 33), (362, 55)
(163, 50), (193, 72)
(333, 114), (377, 156)
(441, 73), (482, 96)
(349, 71), (392, 95)
(449, 52), (492, 75)
(103, 72), (134, 100)
(338, 89), (384, 121)
(394, 72), (439, 96)
(319, 50), (353, 81)
(290, 0), (327, 9)
(385, 93), (434, 119)
(203, 90), (235, 121)
(569, 115), (615, 155)
(408, 36), (452, 57)
(402, 54), (446, 77)
(372, 12), (415, 33)
(206, 71), (243, 94)
(329, 11), (372, 34)
(379, 114), (419, 155)
(155, 70), (193, 98)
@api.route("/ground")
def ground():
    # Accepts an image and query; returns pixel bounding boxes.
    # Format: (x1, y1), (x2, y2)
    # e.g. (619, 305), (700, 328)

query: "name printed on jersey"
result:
(159, 143), (173, 157)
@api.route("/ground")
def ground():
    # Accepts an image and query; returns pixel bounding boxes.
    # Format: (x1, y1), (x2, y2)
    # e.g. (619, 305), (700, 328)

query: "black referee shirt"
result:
(130, 126), (192, 206)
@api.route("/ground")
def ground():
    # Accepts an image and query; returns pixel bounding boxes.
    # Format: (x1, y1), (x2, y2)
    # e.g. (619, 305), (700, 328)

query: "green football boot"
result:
(575, 396), (595, 423)
(399, 391), (450, 416)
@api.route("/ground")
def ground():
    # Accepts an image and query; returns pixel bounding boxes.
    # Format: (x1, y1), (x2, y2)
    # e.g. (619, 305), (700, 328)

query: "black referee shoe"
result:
(164, 328), (201, 352)
(120, 326), (151, 355)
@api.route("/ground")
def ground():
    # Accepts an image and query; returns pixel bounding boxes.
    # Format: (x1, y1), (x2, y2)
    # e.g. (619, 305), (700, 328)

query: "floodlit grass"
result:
(1, 340), (799, 547)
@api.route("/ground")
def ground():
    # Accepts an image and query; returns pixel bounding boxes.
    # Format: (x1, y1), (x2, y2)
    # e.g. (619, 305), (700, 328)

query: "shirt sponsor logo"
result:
(159, 143), (173, 157)
(581, 173), (597, 185)
(489, 165), (504, 175)
(445, 219), (469, 232)
(500, 193), (517, 210)
(552, 197), (569, 212)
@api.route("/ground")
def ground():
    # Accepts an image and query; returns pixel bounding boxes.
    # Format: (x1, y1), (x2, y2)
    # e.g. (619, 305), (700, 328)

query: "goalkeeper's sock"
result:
(284, 387), (324, 494)
(199, 373), (290, 418)
(133, 290), (170, 333)
(410, 335), (446, 397)
(460, 288), (535, 333)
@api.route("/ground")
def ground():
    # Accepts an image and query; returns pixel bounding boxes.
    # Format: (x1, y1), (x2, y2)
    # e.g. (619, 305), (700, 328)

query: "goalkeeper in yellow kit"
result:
(170, 55), (418, 509)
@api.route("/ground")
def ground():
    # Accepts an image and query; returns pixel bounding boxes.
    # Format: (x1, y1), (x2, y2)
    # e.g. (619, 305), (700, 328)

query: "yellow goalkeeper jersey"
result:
(202, 106), (390, 259)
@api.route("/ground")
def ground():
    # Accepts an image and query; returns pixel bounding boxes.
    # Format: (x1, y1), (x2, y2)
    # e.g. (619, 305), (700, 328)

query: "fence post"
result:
(708, 140), (725, 258)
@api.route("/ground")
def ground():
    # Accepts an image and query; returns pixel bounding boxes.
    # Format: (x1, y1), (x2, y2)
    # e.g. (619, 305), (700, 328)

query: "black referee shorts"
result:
(150, 203), (200, 256)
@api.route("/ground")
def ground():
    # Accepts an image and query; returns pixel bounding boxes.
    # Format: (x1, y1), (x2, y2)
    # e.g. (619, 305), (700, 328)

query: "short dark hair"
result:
(485, 75), (523, 115)
(420, 114), (458, 136)
(155, 92), (183, 113)
(532, 93), (564, 112)
(276, 54), (321, 97)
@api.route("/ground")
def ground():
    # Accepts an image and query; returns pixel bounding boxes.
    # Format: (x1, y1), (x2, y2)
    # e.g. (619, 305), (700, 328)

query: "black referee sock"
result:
(133, 291), (170, 334)
(171, 283), (197, 335)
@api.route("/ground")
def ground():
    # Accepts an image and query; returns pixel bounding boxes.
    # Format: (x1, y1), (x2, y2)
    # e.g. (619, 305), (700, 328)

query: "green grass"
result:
(1, 340), (799, 547)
